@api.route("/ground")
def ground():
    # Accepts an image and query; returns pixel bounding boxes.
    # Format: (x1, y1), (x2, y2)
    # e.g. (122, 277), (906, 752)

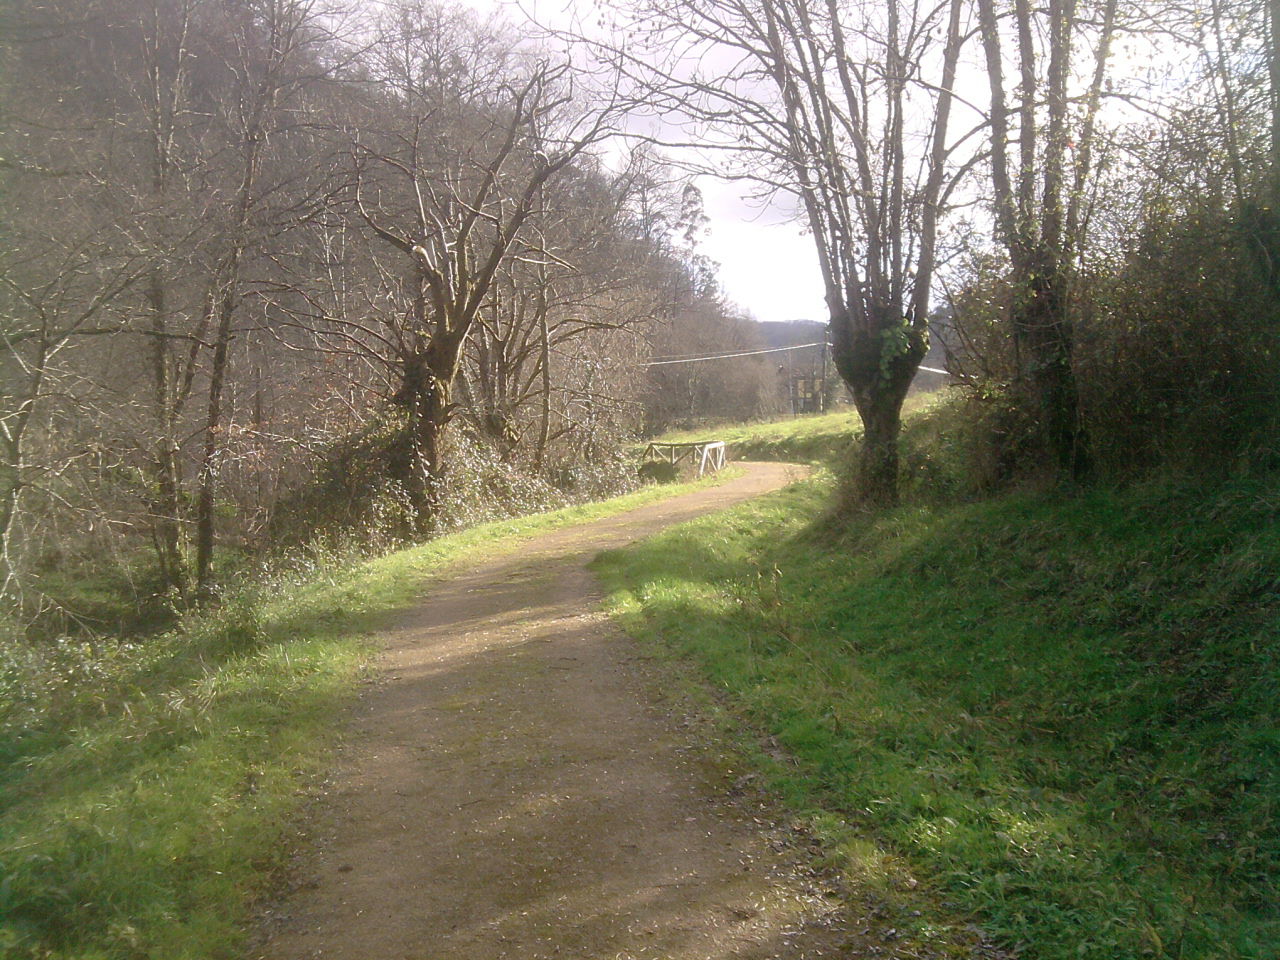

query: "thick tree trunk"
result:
(1012, 252), (1089, 482)
(390, 348), (457, 535)
(830, 309), (924, 508)
(851, 392), (905, 507)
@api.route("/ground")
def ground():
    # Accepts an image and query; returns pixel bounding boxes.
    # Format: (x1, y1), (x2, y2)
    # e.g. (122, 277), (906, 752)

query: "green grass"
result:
(0, 469), (737, 960)
(595, 463), (1280, 958)
(652, 390), (945, 466)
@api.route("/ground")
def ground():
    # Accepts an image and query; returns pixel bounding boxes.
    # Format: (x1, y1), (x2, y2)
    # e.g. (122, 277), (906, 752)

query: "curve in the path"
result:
(254, 461), (859, 960)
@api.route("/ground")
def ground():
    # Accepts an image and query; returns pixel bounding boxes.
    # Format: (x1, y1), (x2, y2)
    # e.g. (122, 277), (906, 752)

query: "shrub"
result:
(268, 411), (643, 553)
(637, 460), (680, 483)
(1077, 206), (1280, 477)
(942, 206), (1280, 488)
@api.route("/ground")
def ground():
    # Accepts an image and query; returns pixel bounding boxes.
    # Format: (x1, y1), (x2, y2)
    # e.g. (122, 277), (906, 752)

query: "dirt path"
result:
(254, 462), (860, 960)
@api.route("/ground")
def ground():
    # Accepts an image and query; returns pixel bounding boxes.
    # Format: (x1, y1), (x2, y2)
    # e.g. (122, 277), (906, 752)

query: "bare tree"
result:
(334, 4), (620, 531)
(0, 0), (158, 601)
(187, 0), (350, 597)
(0, 242), (149, 598)
(128, 0), (207, 599)
(588, 0), (969, 504)
(461, 154), (675, 467)
(974, 0), (1120, 479)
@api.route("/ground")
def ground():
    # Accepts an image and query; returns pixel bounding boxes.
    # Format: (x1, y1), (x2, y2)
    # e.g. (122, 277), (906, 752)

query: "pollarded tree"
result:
(338, 1), (619, 532)
(973, 0), (1121, 480)
(588, 0), (969, 505)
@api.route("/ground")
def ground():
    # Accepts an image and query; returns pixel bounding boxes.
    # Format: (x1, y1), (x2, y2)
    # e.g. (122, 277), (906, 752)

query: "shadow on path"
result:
(254, 463), (870, 960)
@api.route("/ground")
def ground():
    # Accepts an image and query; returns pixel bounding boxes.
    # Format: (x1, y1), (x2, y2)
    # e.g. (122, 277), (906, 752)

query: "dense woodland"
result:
(0, 0), (786, 619)
(1, 0), (1276, 620)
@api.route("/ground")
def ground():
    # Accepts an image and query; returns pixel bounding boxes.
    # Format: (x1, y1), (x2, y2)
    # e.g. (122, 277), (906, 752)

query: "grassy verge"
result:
(651, 390), (944, 466)
(0, 469), (737, 960)
(595, 469), (1279, 959)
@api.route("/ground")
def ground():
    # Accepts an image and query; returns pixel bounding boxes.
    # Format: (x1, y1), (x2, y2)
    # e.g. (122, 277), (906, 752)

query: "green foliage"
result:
(266, 412), (421, 552)
(597, 459), (1280, 958)
(269, 412), (641, 555)
(1077, 204), (1280, 478)
(878, 321), (914, 382)
(947, 203), (1280, 486)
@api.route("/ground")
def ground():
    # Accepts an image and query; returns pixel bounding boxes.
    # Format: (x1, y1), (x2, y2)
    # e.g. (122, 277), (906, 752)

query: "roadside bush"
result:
(1077, 206), (1280, 478)
(267, 412), (418, 553)
(942, 206), (1280, 489)
(269, 410), (643, 553)
(936, 261), (1048, 491)
(547, 449), (638, 502)
(436, 431), (569, 531)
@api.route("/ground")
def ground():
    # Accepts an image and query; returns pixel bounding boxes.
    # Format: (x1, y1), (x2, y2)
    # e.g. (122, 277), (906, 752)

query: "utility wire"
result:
(643, 341), (952, 378)
(647, 342), (816, 361)
(642, 342), (823, 367)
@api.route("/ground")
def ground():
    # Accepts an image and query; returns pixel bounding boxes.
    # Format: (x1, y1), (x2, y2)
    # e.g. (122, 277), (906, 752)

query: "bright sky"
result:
(494, 0), (1177, 327)
(493, 0), (830, 326)
(695, 178), (829, 324)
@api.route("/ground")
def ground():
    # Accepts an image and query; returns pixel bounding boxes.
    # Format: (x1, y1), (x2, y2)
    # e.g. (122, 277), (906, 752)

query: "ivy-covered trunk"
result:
(390, 345), (459, 535)
(1011, 252), (1089, 481)
(830, 307), (926, 508)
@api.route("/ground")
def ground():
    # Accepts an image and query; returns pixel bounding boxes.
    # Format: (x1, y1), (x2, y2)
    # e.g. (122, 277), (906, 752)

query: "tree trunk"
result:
(145, 272), (188, 598)
(1012, 253), (1089, 482)
(831, 309), (924, 508)
(852, 393), (905, 507)
(534, 293), (552, 471)
(1256, 0), (1280, 294)
(390, 348), (457, 535)
(0, 436), (23, 597)
(1, 341), (47, 600)
(193, 89), (266, 599)
(194, 273), (237, 599)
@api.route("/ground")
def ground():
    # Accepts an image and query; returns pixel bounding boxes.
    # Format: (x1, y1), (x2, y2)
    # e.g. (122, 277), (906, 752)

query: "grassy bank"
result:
(596, 427), (1279, 958)
(0, 470), (736, 960)
(653, 391), (942, 466)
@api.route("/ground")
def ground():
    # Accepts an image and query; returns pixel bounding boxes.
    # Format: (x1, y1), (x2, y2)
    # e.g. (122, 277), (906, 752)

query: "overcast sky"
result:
(695, 178), (828, 325)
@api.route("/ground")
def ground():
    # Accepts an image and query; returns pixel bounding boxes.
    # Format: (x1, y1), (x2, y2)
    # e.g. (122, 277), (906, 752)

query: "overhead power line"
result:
(642, 341), (952, 378)
(642, 342), (823, 367)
